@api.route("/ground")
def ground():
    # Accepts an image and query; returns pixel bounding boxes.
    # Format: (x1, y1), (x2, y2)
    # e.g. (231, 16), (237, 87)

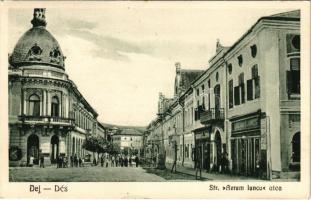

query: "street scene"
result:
(8, 7), (300, 182)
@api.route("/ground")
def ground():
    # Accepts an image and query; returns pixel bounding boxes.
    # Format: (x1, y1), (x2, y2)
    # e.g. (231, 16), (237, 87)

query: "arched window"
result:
(29, 94), (40, 116)
(51, 96), (59, 117)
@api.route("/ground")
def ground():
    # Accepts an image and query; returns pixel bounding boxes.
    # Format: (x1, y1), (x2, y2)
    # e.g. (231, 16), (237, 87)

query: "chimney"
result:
(31, 8), (47, 27)
(216, 38), (223, 53)
(175, 62), (181, 74)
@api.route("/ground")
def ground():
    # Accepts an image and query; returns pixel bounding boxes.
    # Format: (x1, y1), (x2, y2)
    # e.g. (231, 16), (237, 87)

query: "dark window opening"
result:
(238, 55), (243, 67)
(251, 44), (257, 58)
(228, 63), (232, 74)
(234, 86), (240, 106)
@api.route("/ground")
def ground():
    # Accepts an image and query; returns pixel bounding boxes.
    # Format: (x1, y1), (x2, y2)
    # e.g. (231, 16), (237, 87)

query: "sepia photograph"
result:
(0, 2), (310, 198)
(7, 5), (303, 183)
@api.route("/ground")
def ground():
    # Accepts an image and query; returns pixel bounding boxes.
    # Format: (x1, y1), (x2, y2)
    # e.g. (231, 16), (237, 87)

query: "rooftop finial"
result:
(31, 8), (47, 27)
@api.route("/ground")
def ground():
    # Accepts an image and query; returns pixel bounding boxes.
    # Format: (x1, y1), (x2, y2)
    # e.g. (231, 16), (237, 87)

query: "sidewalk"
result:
(165, 163), (262, 181)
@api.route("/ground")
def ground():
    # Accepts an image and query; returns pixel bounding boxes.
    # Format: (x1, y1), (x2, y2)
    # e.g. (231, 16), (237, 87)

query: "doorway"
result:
(27, 134), (39, 165)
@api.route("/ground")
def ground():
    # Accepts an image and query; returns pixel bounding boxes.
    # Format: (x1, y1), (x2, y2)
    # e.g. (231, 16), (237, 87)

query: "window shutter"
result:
(255, 76), (260, 99)
(241, 83), (245, 104)
(287, 71), (293, 97)
(234, 86), (240, 105)
(247, 79), (253, 101)
(229, 80), (233, 108)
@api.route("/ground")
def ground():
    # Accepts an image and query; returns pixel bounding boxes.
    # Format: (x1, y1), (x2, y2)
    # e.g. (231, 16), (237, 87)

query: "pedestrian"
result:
(63, 156), (68, 168)
(120, 155), (124, 167)
(135, 155), (139, 167)
(70, 155), (73, 167)
(79, 157), (82, 167)
(115, 155), (119, 167)
(29, 155), (34, 167)
(39, 154), (44, 168)
(111, 155), (115, 167)
(105, 154), (109, 168)
(100, 155), (104, 167)
(74, 154), (78, 167)
(129, 156), (132, 167)
(124, 156), (128, 167)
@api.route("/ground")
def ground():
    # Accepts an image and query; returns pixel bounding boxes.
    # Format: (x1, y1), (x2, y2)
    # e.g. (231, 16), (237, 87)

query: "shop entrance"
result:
(231, 136), (260, 176)
(27, 134), (39, 165)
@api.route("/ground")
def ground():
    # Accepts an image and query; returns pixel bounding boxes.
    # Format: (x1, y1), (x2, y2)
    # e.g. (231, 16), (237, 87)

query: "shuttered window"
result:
(287, 57), (300, 97)
(229, 80), (233, 108)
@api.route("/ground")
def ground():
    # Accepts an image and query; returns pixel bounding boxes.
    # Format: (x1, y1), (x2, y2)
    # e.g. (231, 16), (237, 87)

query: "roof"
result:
(9, 10), (65, 69)
(224, 10), (300, 58)
(269, 10), (300, 19)
(114, 128), (143, 136)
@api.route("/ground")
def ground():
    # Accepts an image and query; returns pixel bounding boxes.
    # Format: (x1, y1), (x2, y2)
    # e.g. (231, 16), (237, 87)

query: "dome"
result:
(9, 8), (65, 69)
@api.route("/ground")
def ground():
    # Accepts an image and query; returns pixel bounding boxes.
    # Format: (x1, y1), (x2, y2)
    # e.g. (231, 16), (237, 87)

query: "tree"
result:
(82, 135), (108, 163)
(107, 142), (121, 155)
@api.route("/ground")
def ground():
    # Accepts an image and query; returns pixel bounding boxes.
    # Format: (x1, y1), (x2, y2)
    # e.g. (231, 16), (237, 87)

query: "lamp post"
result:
(156, 113), (166, 169)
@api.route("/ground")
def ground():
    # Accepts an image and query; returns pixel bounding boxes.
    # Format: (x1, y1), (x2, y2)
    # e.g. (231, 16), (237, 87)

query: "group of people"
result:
(100, 154), (140, 168)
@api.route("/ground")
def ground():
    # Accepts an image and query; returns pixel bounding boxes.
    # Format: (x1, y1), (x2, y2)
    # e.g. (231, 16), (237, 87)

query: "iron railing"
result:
(200, 108), (224, 124)
(18, 115), (75, 125)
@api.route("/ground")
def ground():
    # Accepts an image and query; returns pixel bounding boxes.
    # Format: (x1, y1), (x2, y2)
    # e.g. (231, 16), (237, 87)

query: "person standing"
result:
(111, 155), (115, 167)
(39, 154), (44, 168)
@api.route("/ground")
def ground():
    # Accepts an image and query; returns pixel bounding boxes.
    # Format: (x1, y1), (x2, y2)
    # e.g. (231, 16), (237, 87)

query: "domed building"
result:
(8, 9), (102, 166)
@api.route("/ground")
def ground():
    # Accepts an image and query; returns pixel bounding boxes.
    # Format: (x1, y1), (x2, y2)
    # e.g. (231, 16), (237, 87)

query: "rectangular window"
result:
(196, 89), (199, 96)
(229, 80), (233, 108)
(234, 86), (240, 105)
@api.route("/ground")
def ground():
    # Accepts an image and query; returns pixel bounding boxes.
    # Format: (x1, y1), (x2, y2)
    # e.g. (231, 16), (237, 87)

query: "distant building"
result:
(8, 9), (101, 166)
(113, 128), (144, 155)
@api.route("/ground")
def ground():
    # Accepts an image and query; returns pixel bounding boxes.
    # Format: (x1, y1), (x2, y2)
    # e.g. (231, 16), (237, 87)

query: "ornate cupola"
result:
(9, 8), (66, 70)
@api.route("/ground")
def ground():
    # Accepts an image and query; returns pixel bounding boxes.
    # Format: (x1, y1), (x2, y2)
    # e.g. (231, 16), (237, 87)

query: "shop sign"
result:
(196, 132), (210, 140)
(232, 116), (260, 133)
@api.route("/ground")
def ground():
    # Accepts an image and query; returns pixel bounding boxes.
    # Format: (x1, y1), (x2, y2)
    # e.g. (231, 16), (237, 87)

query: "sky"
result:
(8, 3), (296, 126)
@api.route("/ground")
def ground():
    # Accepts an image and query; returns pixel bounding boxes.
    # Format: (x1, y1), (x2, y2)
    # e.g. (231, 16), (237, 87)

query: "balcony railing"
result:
(200, 108), (224, 124)
(18, 115), (75, 126)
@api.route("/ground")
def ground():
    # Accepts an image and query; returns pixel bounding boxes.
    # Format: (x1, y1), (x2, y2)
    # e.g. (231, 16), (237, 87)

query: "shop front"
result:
(194, 126), (212, 172)
(230, 112), (266, 177)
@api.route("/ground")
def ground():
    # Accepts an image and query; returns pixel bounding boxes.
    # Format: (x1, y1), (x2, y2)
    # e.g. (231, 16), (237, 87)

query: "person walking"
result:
(129, 156), (132, 167)
(120, 155), (124, 167)
(135, 155), (139, 167)
(100, 155), (104, 167)
(74, 154), (78, 167)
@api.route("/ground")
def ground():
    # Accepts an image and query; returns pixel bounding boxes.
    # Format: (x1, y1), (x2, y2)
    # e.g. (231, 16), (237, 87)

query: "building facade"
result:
(145, 10), (300, 179)
(8, 9), (101, 166)
(112, 128), (143, 155)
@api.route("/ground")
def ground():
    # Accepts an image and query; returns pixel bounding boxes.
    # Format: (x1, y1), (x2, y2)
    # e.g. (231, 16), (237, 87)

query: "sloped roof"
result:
(179, 69), (204, 91)
(269, 10), (300, 19)
(115, 128), (143, 136)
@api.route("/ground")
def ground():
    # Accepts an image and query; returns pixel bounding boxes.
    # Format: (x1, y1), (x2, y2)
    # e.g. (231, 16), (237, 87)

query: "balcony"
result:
(200, 108), (224, 124)
(18, 115), (75, 127)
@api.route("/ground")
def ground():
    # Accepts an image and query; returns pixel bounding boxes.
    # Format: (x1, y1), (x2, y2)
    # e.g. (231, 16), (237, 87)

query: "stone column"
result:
(59, 135), (66, 154)
(47, 90), (51, 116)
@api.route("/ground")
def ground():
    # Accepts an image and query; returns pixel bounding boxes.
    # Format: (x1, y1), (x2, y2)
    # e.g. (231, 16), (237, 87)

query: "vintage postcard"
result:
(0, 1), (310, 199)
